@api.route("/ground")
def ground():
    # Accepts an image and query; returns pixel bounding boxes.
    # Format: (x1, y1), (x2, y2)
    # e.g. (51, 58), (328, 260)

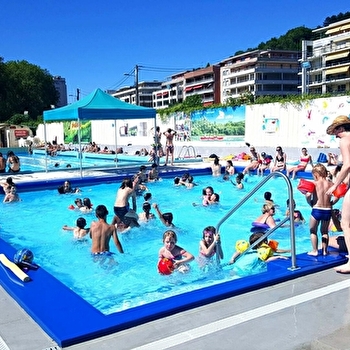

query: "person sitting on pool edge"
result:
(7, 150), (20, 173)
(90, 204), (124, 259)
(286, 148), (313, 180)
(152, 203), (174, 227)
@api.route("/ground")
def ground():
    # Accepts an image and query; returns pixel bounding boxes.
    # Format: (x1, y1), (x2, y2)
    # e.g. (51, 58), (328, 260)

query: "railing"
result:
(215, 171), (299, 271)
(177, 145), (197, 159)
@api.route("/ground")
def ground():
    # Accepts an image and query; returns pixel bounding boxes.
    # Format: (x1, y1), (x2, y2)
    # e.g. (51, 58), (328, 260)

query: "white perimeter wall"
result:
(37, 95), (350, 148)
(36, 116), (174, 147)
(245, 95), (350, 148)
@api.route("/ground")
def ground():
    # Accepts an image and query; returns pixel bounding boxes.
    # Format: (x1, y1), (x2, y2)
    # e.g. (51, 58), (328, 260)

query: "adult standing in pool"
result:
(163, 128), (177, 166)
(325, 115), (350, 273)
(114, 178), (137, 223)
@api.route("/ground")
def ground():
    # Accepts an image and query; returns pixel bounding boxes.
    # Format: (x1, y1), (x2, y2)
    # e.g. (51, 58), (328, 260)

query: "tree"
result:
(182, 95), (203, 109)
(324, 12), (350, 26)
(0, 60), (58, 123)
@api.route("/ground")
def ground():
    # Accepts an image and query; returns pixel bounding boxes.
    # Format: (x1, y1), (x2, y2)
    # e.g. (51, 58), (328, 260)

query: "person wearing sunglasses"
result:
(270, 146), (287, 173)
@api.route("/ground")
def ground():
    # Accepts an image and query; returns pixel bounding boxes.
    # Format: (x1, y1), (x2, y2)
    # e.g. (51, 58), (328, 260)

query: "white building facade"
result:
(220, 50), (300, 103)
(300, 18), (350, 95)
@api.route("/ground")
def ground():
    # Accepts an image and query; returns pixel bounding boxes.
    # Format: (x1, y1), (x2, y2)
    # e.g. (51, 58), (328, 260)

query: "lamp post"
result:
(124, 65), (139, 105)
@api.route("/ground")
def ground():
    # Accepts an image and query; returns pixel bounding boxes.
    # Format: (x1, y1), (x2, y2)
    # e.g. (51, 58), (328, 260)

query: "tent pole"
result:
(78, 118), (83, 178)
(154, 119), (159, 166)
(43, 122), (48, 173)
(114, 119), (118, 167)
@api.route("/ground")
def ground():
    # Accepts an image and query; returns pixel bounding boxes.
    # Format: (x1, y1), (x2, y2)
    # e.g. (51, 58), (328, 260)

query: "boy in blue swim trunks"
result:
(304, 163), (336, 256)
(90, 205), (124, 260)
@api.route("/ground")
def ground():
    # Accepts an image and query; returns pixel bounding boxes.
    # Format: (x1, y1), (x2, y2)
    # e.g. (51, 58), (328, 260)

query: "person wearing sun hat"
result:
(326, 115), (350, 273)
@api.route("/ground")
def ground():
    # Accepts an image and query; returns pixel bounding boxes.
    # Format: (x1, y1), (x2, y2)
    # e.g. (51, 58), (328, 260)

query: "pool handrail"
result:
(215, 171), (298, 271)
(177, 145), (197, 159)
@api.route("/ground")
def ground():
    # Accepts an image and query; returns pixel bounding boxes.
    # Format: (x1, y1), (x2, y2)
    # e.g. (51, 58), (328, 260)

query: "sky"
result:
(1, 1), (350, 101)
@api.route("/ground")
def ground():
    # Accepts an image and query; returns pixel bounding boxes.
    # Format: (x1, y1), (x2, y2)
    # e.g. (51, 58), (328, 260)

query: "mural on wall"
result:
(245, 96), (350, 148)
(63, 121), (91, 144)
(300, 97), (350, 147)
(190, 106), (246, 141)
(173, 112), (191, 141)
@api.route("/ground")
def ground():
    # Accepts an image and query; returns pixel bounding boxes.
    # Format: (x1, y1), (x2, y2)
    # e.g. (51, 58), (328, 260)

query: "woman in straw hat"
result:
(325, 115), (350, 273)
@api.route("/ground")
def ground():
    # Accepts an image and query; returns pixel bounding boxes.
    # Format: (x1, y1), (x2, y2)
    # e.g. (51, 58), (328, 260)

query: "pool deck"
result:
(1, 159), (350, 350)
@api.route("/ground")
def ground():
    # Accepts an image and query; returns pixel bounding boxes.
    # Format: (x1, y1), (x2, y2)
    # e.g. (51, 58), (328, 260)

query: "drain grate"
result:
(0, 337), (10, 350)
(42, 347), (61, 350)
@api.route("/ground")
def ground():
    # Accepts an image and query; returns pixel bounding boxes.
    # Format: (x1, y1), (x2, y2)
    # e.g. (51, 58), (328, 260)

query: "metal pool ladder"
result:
(215, 171), (299, 271)
(177, 145), (197, 159)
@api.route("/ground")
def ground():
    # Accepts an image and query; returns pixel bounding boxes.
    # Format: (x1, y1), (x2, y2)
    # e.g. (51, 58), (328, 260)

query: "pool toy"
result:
(257, 244), (274, 261)
(297, 179), (315, 194)
(250, 222), (269, 232)
(333, 183), (347, 198)
(14, 248), (38, 270)
(235, 240), (249, 253)
(268, 239), (279, 251)
(158, 258), (174, 275)
(0, 253), (30, 282)
(68, 204), (75, 209)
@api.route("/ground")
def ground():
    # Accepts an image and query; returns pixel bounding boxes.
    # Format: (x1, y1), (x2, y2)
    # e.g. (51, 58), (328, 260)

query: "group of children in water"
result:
(14, 153), (339, 274)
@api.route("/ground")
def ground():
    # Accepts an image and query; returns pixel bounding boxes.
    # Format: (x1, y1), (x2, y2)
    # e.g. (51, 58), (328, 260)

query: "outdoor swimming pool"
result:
(0, 169), (346, 347)
(15, 150), (202, 172)
(16, 151), (149, 172)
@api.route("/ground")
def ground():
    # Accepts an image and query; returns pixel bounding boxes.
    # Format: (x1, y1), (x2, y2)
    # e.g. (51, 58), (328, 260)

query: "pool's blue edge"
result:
(0, 167), (346, 347)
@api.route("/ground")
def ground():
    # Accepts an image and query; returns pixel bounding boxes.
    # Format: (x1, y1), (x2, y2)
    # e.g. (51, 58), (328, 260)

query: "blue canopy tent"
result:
(43, 88), (157, 176)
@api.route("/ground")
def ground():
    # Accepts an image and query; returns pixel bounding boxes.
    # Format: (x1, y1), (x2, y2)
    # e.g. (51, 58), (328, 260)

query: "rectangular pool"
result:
(0, 168), (346, 347)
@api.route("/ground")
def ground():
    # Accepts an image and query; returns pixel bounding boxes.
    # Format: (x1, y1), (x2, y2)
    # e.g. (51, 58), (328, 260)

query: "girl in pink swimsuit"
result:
(198, 226), (224, 268)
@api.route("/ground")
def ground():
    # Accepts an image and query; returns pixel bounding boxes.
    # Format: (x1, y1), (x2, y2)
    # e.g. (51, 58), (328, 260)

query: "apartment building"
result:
(53, 76), (68, 107)
(152, 72), (185, 109)
(183, 65), (221, 106)
(112, 81), (162, 108)
(220, 50), (300, 103)
(300, 18), (350, 95)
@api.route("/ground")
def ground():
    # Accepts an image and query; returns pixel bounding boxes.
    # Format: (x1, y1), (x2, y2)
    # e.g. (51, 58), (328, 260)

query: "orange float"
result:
(297, 179), (315, 194)
(268, 239), (279, 251)
(333, 183), (347, 198)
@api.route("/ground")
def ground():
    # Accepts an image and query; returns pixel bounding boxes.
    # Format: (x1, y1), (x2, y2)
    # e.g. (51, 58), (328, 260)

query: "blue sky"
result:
(1, 1), (349, 101)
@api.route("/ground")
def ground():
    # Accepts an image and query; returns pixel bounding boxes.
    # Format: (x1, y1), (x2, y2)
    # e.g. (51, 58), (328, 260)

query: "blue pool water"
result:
(1, 173), (341, 315)
(14, 151), (149, 172)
